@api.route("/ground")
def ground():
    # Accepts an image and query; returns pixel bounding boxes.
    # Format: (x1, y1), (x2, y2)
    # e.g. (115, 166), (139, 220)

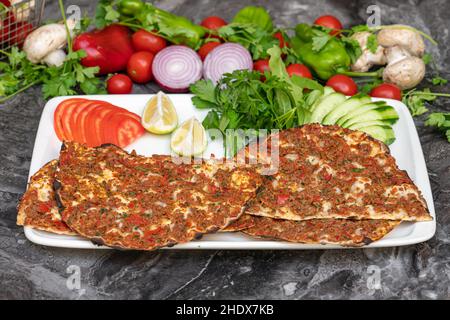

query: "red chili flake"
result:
(323, 172), (332, 181)
(277, 194), (290, 205)
(126, 214), (147, 226)
(38, 203), (51, 213)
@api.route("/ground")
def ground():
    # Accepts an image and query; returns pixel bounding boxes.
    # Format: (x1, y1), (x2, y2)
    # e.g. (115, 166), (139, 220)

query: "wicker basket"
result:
(0, 0), (46, 51)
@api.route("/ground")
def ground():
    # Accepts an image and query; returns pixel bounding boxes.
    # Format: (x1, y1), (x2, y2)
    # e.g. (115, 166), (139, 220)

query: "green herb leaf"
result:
(431, 76), (448, 86)
(402, 88), (436, 117)
(425, 112), (450, 142)
(366, 34), (378, 54)
(422, 53), (432, 65)
(232, 6), (273, 32)
(311, 30), (331, 52)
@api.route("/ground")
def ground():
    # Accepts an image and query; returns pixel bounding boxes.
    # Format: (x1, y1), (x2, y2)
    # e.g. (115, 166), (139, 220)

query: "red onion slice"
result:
(152, 45), (203, 93)
(203, 43), (253, 84)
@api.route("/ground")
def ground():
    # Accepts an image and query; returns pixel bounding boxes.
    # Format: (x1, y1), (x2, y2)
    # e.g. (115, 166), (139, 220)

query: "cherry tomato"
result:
(273, 32), (287, 48)
(286, 64), (313, 79)
(131, 29), (167, 54)
(370, 83), (402, 101)
(314, 15), (343, 36)
(200, 16), (227, 30)
(127, 51), (154, 84)
(198, 42), (221, 60)
(253, 59), (270, 73)
(107, 74), (133, 94)
(326, 75), (358, 96)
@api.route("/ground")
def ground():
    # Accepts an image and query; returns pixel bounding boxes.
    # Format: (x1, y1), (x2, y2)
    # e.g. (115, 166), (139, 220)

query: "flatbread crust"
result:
(55, 142), (262, 250)
(245, 124), (432, 222)
(222, 213), (256, 232)
(17, 160), (75, 235)
(241, 215), (401, 247)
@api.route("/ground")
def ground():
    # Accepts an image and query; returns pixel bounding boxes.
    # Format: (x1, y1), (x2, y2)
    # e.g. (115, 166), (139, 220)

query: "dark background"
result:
(0, 0), (449, 299)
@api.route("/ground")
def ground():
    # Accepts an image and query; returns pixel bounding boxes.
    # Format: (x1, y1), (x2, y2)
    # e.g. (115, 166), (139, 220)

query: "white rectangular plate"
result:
(24, 94), (436, 249)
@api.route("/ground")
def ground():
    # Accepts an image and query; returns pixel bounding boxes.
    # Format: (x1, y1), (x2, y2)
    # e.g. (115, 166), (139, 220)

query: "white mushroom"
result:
(42, 49), (67, 67)
(377, 27), (425, 57)
(351, 31), (387, 72)
(382, 46), (426, 89)
(22, 19), (76, 66)
(377, 26), (427, 89)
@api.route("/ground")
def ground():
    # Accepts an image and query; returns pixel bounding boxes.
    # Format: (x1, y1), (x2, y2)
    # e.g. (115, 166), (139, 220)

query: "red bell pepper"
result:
(73, 24), (134, 75)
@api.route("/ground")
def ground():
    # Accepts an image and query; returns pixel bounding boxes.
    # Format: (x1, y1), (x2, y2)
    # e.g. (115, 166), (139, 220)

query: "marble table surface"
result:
(1, 0), (449, 300)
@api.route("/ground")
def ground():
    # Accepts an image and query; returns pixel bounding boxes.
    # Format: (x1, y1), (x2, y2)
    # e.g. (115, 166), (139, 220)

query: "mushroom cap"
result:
(23, 20), (76, 64)
(350, 31), (386, 72)
(377, 27), (425, 57)
(383, 56), (425, 90)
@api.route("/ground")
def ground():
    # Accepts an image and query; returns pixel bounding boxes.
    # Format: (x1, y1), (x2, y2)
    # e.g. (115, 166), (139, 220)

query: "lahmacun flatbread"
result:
(54, 142), (262, 250)
(242, 215), (400, 246)
(17, 160), (75, 235)
(245, 124), (431, 222)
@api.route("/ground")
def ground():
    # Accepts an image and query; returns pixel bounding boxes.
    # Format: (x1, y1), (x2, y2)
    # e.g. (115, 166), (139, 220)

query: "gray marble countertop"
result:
(1, 0), (449, 300)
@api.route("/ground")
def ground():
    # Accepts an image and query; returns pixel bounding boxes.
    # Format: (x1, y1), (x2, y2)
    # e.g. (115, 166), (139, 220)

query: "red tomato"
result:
(127, 51), (154, 84)
(253, 59), (270, 74)
(69, 100), (96, 142)
(198, 42), (221, 61)
(314, 15), (343, 35)
(370, 83), (402, 101)
(116, 116), (145, 148)
(273, 32), (286, 48)
(286, 64), (313, 79)
(326, 75), (358, 96)
(103, 113), (145, 147)
(53, 98), (85, 141)
(76, 104), (99, 145)
(107, 74), (133, 94)
(200, 16), (227, 30)
(131, 29), (167, 54)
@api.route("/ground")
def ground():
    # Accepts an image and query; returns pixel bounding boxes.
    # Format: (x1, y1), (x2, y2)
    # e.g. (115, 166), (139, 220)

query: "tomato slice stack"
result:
(54, 98), (145, 148)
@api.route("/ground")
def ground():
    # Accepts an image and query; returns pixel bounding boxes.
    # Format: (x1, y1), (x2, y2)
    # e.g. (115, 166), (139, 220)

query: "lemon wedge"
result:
(142, 91), (178, 134)
(171, 117), (208, 156)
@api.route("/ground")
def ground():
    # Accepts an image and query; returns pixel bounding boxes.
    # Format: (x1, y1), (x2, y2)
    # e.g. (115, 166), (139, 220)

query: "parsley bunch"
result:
(0, 47), (105, 104)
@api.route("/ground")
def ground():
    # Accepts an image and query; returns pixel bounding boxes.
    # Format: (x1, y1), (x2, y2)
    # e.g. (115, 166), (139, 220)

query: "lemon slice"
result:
(142, 91), (178, 134)
(171, 117), (208, 156)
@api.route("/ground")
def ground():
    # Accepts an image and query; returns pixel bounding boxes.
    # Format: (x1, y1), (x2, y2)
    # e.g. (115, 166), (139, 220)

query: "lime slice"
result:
(171, 117), (208, 156)
(142, 91), (178, 134)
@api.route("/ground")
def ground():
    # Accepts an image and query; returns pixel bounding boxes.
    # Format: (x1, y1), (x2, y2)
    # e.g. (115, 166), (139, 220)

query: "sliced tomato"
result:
(102, 113), (145, 147)
(75, 103), (101, 145)
(116, 116), (145, 148)
(101, 112), (123, 146)
(85, 104), (133, 147)
(54, 98), (84, 141)
(68, 100), (99, 143)
(60, 100), (85, 141)
(85, 105), (115, 147)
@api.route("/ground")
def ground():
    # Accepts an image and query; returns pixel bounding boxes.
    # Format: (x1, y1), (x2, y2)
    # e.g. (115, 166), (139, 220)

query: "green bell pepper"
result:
(290, 23), (351, 80)
(118, 0), (144, 16)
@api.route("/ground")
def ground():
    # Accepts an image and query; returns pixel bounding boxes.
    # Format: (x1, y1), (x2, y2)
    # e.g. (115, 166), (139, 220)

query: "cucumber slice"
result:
(359, 126), (396, 145)
(308, 86), (336, 111)
(336, 101), (386, 126)
(322, 95), (371, 125)
(310, 93), (347, 123)
(323, 86), (335, 96)
(343, 106), (399, 128)
(348, 119), (397, 130)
